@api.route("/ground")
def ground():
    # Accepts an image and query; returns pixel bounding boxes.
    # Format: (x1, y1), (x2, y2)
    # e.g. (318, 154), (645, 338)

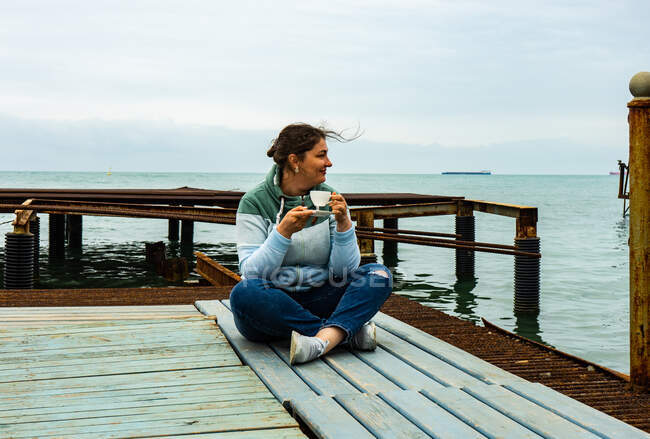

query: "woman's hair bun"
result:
(266, 144), (277, 158)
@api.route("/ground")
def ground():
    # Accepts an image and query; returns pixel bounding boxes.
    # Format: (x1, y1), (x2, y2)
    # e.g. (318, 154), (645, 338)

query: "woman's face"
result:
(297, 137), (332, 186)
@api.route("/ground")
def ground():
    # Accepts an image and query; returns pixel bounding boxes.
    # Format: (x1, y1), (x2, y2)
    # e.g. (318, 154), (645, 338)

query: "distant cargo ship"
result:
(441, 170), (492, 175)
(609, 171), (620, 175)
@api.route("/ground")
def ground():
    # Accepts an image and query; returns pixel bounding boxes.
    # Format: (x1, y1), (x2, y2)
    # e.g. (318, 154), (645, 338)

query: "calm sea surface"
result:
(0, 172), (630, 373)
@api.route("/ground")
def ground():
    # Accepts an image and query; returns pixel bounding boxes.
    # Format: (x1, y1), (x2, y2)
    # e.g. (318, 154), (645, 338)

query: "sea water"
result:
(0, 171), (630, 373)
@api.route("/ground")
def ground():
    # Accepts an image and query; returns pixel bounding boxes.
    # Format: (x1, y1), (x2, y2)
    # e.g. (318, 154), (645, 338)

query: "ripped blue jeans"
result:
(229, 263), (392, 342)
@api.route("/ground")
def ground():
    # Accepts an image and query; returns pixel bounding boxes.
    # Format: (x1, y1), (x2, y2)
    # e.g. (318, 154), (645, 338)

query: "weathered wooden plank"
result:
(1, 326), (223, 347)
(379, 389), (487, 439)
(0, 314), (204, 321)
(0, 321), (218, 338)
(0, 318), (217, 336)
(163, 429), (307, 439)
(322, 347), (402, 394)
(0, 343), (232, 369)
(334, 393), (430, 438)
(291, 395), (375, 439)
(0, 366), (251, 398)
(0, 355), (240, 383)
(374, 312), (525, 385)
(0, 398), (282, 432)
(0, 390), (275, 424)
(463, 383), (601, 439)
(506, 381), (650, 439)
(0, 341), (229, 365)
(1, 352), (237, 378)
(195, 300), (315, 405)
(0, 329), (226, 353)
(0, 319), (215, 332)
(375, 327), (484, 388)
(0, 381), (266, 412)
(0, 330), (222, 351)
(270, 341), (360, 397)
(354, 346), (446, 392)
(5, 410), (296, 438)
(421, 387), (542, 439)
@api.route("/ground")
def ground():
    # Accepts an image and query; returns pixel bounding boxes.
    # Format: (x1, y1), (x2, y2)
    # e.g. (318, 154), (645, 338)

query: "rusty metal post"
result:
(357, 211), (377, 264)
(382, 218), (398, 266)
(168, 219), (179, 241)
(514, 208), (540, 313)
(168, 203), (179, 241)
(628, 71), (650, 391)
(455, 201), (475, 279)
(48, 213), (65, 259)
(66, 214), (82, 249)
(30, 216), (40, 280)
(181, 219), (194, 245)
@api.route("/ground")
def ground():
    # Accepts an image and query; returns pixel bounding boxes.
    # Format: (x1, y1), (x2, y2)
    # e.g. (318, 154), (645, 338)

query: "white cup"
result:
(309, 190), (331, 209)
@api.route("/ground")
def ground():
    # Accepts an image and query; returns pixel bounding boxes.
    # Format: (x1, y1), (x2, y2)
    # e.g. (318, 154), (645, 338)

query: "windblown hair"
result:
(266, 123), (358, 171)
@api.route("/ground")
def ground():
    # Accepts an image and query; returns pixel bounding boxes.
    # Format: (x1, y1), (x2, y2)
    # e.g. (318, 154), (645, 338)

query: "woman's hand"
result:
(277, 206), (314, 239)
(329, 192), (352, 232)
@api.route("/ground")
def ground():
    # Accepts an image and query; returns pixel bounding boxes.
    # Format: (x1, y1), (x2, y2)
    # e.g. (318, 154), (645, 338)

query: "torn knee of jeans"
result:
(370, 270), (389, 278)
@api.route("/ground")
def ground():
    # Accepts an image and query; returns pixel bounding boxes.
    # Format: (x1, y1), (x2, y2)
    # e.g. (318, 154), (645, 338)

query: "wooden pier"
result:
(0, 305), (305, 438)
(0, 289), (648, 437)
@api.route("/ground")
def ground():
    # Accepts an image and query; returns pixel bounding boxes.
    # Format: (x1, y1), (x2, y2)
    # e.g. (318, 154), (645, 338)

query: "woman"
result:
(230, 123), (392, 364)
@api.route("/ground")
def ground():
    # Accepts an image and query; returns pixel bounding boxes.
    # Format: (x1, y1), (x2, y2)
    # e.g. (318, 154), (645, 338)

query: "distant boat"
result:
(441, 170), (492, 175)
(107, 167), (112, 176)
(609, 171), (620, 175)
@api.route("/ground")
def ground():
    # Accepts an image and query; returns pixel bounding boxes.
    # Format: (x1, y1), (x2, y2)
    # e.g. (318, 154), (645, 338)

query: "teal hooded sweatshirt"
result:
(236, 164), (360, 292)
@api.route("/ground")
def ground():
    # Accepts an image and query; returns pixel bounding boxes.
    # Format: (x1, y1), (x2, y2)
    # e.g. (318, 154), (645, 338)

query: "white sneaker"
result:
(349, 321), (377, 351)
(289, 331), (329, 365)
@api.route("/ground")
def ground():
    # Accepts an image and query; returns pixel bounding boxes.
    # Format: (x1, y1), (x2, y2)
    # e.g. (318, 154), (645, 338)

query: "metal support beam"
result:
(628, 72), (650, 391)
(382, 218), (398, 267)
(66, 214), (82, 249)
(168, 219), (180, 241)
(48, 214), (66, 259)
(350, 202), (457, 220)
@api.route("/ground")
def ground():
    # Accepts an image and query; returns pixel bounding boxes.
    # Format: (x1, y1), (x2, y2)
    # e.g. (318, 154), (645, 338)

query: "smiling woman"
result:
(230, 123), (393, 365)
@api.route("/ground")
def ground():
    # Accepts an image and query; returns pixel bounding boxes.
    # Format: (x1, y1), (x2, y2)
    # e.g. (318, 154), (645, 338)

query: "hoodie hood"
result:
(237, 164), (335, 225)
(264, 164), (334, 223)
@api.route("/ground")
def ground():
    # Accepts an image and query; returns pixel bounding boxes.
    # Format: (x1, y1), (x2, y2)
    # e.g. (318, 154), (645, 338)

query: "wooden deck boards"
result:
(0, 305), (305, 439)
(196, 299), (649, 439)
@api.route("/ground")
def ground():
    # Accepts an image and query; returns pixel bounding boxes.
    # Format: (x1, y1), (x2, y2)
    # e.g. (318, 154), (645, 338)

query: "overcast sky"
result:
(1, 1), (648, 172)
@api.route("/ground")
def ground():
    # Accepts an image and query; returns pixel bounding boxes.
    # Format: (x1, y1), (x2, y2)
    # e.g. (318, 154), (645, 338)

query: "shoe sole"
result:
(289, 331), (299, 365)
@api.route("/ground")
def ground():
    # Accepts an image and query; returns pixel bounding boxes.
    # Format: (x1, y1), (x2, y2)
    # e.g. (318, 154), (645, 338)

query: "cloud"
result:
(0, 115), (624, 174)
(0, 1), (647, 149)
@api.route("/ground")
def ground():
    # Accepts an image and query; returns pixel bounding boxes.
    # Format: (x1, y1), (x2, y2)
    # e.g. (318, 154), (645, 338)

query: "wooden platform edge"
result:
(0, 287), (233, 307)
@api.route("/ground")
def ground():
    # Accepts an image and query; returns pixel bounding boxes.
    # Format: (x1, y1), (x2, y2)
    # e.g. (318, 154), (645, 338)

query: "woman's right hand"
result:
(277, 206), (314, 239)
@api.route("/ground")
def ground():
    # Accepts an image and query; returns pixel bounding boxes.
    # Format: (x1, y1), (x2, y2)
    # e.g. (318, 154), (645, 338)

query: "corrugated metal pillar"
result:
(514, 208), (540, 313)
(382, 218), (398, 267)
(30, 216), (40, 280)
(455, 201), (475, 280)
(628, 72), (650, 391)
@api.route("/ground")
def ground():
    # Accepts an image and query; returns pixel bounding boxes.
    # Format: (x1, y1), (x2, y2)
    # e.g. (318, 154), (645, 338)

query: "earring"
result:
(294, 167), (299, 174)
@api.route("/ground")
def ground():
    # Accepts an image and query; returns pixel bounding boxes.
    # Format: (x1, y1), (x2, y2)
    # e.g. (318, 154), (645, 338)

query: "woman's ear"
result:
(287, 153), (299, 167)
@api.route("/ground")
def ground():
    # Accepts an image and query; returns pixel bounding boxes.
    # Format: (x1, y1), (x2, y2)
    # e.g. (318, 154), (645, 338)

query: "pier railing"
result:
(2, 194), (541, 315)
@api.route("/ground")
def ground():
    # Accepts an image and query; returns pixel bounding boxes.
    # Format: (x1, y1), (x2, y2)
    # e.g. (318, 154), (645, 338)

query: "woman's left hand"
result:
(329, 192), (352, 232)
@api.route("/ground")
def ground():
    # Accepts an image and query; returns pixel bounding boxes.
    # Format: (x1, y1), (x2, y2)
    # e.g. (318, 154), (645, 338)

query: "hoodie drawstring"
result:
(275, 196), (285, 225)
